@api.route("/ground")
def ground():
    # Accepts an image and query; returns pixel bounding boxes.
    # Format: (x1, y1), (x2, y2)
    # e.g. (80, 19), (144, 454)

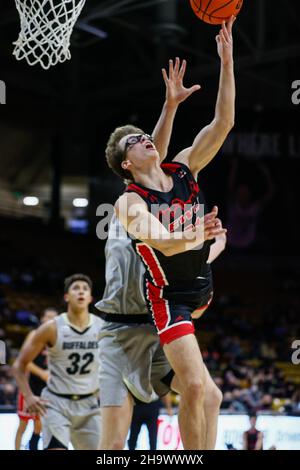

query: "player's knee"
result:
(184, 378), (205, 403)
(205, 383), (223, 410)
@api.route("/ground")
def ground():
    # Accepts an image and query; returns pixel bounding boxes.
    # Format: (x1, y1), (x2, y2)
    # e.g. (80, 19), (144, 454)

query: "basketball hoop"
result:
(13, 0), (87, 70)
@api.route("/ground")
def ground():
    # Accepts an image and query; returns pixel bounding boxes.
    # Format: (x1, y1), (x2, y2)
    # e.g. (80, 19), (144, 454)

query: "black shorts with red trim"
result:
(144, 276), (213, 346)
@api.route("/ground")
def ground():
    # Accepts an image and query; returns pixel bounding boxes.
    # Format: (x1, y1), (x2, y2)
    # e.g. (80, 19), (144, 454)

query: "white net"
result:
(13, 0), (86, 70)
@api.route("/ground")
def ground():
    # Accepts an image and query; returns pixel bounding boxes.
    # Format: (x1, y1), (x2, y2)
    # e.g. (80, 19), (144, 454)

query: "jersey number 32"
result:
(66, 352), (94, 375)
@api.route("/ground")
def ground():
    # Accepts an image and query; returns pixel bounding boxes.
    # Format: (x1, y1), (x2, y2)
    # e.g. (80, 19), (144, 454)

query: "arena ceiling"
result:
(0, 0), (299, 110)
(0, 0), (299, 189)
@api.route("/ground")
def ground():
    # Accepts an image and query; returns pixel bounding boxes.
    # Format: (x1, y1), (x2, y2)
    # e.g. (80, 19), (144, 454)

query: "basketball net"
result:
(13, 0), (86, 70)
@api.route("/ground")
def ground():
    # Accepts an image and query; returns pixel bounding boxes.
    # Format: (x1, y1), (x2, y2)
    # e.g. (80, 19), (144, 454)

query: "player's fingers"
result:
(204, 208), (218, 221)
(205, 217), (223, 230)
(162, 68), (169, 85)
(203, 217), (216, 229)
(220, 30), (229, 46)
(204, 221), (219, 233)
(214, 218), (222, 229)
(37, 401), (48, 414)
(204, 225), (215, 234)
(209, 205), (218, 216)
(40, 399), (49, 405)
(204, 206), (218, 220)
(220, 26), (227, 40)
(222, 20), (231, 41)
(203, 215), (216, 226)
(174, 56), (180, 75)
(187, 84), (201, 96)
(217, 229), (227, 237)
(206, 228), (227, 239)
(205, 212), (219, 223)
(178, 59), (187, 80)
(227, 15), (235, 35)
(225, 17), (233, 34)
(36, 406), (46, 417)
(211, 228), (227, 237)
(169, 59), (174, 78)
(28, 404), (43, 416)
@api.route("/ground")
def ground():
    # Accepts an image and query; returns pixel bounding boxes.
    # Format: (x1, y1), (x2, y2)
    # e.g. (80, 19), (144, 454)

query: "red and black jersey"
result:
(126, 162), (211, 285)
(125, 162), (213, 345)
(245, 429), (262, 450)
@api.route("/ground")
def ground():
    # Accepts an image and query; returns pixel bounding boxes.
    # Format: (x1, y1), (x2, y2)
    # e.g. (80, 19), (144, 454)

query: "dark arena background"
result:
(0, 0), (300, 453)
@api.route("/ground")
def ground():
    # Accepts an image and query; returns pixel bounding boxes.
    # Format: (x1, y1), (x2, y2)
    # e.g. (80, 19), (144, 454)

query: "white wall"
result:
(1, 413), (300, 450)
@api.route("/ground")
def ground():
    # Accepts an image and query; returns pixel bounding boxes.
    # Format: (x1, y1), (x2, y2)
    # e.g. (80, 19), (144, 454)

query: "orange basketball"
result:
(190, 0), (243, 25)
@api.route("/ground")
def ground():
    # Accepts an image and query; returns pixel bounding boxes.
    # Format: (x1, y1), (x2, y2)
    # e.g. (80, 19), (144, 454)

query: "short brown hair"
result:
(64, 274), (93, 293)
(105, 125), (144, 181)
(41, 308), (58, 319)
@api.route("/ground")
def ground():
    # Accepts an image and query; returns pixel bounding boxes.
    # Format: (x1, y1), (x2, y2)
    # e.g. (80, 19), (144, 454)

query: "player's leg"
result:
(98, 324), (161, 450)
(15, 393), (31, 450)
(15, 417), (28, 450)
(28, 417), (42, 450)
(99, 393), (134, 449)
(171, 361), (222, 449)
(128, 406), (143, 450)
(203, 364), (222, 449)
(98, 329), (134, 449)
(146, 408), (159, 450)
(164, 334), (207, 450)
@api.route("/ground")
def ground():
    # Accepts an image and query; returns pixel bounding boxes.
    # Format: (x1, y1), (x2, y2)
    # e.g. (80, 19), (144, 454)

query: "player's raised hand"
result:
(203, 206), (227, 240)
(216, 15), (235, 66)
(162, 57), (201, 107)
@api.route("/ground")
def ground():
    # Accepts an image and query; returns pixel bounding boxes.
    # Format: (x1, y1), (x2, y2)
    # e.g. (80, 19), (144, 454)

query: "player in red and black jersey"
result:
(125, 161), (215, 344)
(15, 308), (57, 450)
(106, 17), (236, 449)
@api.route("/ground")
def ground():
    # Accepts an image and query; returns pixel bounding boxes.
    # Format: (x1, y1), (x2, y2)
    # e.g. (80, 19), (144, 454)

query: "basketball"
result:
(190, 0), (243, 25)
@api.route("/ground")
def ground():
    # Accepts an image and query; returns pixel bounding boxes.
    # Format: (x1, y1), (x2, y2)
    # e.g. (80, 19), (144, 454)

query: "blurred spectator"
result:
(243, 414), (263, 450)
(0, 365), (16, 406)
(226, 159), (274, 250)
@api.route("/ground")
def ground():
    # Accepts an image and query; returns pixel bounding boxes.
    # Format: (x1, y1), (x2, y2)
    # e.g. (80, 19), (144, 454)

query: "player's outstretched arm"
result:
(152, 57), (201, 162)
(12, 321), (56, 416)
(174, 16), (236, 178)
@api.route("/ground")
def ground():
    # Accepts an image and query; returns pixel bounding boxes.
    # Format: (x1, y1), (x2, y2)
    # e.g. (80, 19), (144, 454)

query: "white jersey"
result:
(47, 313), (103, 395)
